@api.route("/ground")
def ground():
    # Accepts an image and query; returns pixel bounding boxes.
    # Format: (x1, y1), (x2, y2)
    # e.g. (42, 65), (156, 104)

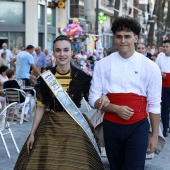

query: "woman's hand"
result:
(98, 95), (110, 110)
(27, 134), (35, 154)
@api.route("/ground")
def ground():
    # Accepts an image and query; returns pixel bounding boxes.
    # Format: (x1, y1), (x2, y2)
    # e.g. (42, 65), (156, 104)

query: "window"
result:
(0, 1), (24, 24)
(47, 8), (55, 26)
(39, 33), (44, 50)
(102, 34), (113, 49)
(70, 0), (84, 18)
(9, 32), (25, 50)
(47, 33), (55, 54)
(38, 4), (45, 25)
(0, 32), (8, 38)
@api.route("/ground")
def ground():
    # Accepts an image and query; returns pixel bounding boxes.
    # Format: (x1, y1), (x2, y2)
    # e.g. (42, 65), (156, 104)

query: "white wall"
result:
(25, 0), (38, 46)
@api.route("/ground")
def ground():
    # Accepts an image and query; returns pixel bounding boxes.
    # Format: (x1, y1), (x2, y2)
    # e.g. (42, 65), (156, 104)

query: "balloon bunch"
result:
(60, 18), (83, 39)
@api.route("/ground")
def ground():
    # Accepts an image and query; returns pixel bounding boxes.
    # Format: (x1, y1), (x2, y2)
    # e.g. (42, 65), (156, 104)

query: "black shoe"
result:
(163, 129), (168, 137)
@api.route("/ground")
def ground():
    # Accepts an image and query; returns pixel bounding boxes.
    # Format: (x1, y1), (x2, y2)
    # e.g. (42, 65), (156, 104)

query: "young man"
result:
(155, 39), (170, 137)
(89, 17), (162, 170)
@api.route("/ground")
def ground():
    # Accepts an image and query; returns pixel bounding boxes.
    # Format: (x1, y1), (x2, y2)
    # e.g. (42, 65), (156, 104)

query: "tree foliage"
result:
(133, 0), (139, 21)
(165, 0), (170, 39)
(147, 0), (159, 45)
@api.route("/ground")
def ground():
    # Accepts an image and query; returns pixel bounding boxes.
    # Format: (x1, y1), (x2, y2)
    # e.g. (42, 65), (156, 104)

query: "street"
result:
(0, 101), (170, 170)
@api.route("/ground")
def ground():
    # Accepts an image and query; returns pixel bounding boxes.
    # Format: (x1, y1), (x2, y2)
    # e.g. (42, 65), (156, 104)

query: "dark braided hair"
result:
(111, 17), (141, 36)
(53, 35), (72, 48)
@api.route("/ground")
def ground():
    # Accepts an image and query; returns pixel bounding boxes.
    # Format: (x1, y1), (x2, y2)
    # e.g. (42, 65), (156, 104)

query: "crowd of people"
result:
(0, 43), (55, 121)
(136, 42), (164, 62)
(136, 40), (170, 138)
(0, 16), (169, 170)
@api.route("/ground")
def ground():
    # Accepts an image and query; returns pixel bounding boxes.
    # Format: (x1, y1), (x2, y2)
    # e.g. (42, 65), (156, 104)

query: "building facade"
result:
(1, 0), (152, 52)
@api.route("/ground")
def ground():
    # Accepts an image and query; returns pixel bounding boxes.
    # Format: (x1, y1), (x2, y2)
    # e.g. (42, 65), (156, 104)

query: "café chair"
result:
(3, 88), (29, 124)
(0, 102), (20, 158)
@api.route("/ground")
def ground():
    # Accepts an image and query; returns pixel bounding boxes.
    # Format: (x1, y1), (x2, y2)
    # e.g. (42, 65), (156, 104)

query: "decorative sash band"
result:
(104, 93), (147, 124)
(162, 73), (170, 87)
(41, 70), (100, 157)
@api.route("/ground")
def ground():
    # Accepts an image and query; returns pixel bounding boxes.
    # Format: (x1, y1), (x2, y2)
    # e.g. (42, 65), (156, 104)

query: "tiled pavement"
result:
(0, 101), (170, 170)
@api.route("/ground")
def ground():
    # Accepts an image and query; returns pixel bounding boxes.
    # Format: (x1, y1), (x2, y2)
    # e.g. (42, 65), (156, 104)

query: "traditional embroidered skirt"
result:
(14, 110), (104, 170)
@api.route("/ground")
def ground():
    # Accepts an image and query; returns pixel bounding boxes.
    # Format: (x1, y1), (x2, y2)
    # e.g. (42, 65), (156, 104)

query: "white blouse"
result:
(89, 51), (162, 114)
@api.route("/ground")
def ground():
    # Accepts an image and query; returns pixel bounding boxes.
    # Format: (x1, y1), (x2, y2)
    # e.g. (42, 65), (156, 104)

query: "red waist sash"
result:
(104, 93), (147, 124)
(162, 73), (170, 87)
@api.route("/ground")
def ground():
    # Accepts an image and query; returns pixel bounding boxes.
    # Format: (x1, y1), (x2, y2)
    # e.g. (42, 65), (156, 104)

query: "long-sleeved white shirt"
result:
(155, 53), (170, 72)
(89, 51), (162, 114)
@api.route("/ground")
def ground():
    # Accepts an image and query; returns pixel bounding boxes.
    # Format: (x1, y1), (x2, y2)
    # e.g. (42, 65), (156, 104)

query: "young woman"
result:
(14, 35), (104, 170)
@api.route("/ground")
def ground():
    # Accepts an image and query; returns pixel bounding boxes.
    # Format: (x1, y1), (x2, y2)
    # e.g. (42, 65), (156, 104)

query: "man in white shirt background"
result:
(155, 39), (170, 137)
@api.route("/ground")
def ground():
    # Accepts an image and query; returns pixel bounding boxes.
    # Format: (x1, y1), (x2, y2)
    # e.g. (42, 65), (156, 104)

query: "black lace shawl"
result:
(36, 65), (92, 111)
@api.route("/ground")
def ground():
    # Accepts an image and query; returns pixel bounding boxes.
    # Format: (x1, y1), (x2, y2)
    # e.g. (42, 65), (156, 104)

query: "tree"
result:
(156, 0), (164, 46)
(147, 0), (159, 45)
(165, 0), (170, 39)
(109, 0), (120, 53)
(133, 0), (139, 21)
(114, 0), (120, 20)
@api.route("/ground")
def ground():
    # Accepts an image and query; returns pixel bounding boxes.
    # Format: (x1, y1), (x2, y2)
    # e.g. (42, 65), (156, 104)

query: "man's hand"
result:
(147, 135), (158, 154)
(30, 75), (37, 86)
(162, 72), (166, 79)
(116, 105), (134, 120)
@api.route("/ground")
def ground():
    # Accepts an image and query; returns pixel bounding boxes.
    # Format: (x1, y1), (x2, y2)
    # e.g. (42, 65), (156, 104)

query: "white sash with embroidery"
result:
(41, 70), (100, 157)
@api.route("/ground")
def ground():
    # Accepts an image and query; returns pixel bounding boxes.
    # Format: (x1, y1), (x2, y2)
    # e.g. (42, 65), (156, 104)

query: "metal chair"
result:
(0, 102), (20, 158)
(3, 88), (29, 124)
(21, 86), (37, 121)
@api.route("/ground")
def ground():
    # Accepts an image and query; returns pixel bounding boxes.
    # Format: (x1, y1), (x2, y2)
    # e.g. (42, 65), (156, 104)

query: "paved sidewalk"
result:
(0, 102), (170, 170)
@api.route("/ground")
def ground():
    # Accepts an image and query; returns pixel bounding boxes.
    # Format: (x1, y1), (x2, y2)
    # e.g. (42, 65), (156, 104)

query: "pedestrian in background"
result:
(89, 17), (162, 170)
(0, 65), (8, 112)
(10, 45), (40, 86)
(43, 48), (52, 69)
(155, 39), (170, 137)
(136, 43), (152, 60)
(0, 52), (9, 67)
(0, 43), (12, 61)
(34, 46), (46, 73)
(3, 69), (30, 122)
